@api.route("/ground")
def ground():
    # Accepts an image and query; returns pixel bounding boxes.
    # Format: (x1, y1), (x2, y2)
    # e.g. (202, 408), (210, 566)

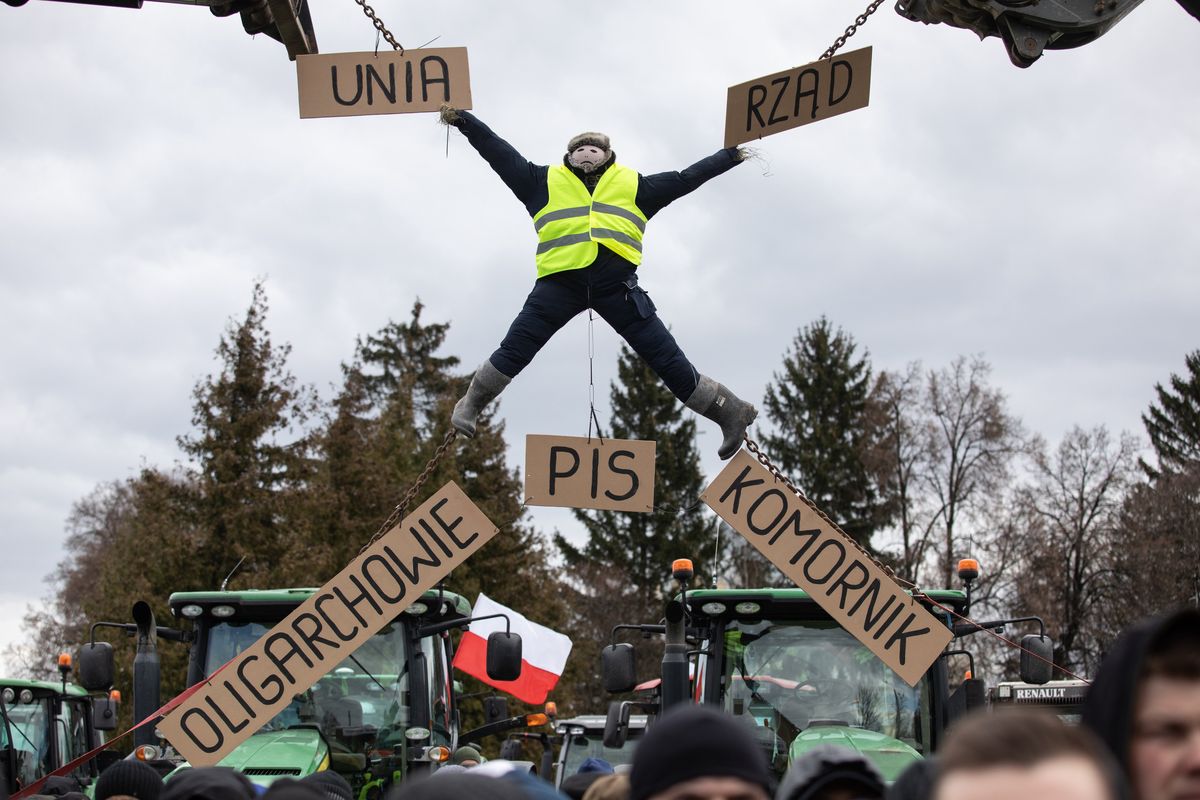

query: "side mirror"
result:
(962, 677), (987, 711)
(78, 642), (115, 692)
(1020, 634), (1055, 685)
(499, 739), (523, 760)
(486, 632), (522, 682)
(92, 696), (119, 732)
(601, 643), (637, 693)
(602, 700), (631, 749)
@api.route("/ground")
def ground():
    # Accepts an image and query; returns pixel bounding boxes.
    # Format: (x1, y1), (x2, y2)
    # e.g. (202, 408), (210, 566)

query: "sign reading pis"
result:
(157, 482), (497, 766)
(525, 434), (655, 513)
(702, 451), (952, 686)
(724, 47), (871, 147)
(296, 47), (471, 119)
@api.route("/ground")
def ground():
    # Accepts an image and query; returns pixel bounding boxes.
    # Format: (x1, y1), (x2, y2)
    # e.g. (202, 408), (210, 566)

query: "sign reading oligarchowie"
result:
(724, 47), (871, 147)
(296, 47), (471, 119)
(157, 482), (497, 766)
(701, 451), (952, 686)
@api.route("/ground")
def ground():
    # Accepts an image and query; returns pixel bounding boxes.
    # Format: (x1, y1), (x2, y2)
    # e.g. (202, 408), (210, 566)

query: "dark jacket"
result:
(1081, 608), (1200, 775)
(775, 744), (885, 800)
(450, 110), (741, 269)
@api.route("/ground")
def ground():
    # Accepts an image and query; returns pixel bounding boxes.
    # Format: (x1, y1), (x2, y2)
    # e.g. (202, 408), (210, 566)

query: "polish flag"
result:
(452, 593), (572, 704)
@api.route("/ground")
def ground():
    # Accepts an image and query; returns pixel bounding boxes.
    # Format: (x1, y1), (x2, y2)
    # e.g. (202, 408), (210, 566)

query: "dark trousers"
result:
(488, 258), (699, 401)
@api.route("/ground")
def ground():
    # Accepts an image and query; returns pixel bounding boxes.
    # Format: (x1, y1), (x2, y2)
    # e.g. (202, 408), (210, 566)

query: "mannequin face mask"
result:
(569, 144), (607, 173)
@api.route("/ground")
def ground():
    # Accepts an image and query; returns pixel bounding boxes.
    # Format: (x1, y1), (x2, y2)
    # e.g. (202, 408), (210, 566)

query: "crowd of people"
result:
(22, 607), (1198, 800)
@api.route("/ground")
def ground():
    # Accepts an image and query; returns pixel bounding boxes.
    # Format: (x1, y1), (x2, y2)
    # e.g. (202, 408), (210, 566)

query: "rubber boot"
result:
(452, 361), (512, 438)
(685, 375), (758, 460)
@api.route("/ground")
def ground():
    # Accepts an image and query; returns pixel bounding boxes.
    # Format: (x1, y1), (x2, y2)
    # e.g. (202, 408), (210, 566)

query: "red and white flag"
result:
(452, 593), (572, 704)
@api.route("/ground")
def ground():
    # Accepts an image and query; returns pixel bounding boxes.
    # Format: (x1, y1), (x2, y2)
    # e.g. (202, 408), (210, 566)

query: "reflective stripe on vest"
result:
(532, 164), (647, 278)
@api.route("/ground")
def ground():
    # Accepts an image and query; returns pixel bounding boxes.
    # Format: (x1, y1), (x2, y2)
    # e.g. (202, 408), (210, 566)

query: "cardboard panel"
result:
(701, 451), (952, 686)
(525, 434), (655, 513)
(296, 47), (471, 119)
(157, 482), (497, 765)
(724, 47), (872, 147)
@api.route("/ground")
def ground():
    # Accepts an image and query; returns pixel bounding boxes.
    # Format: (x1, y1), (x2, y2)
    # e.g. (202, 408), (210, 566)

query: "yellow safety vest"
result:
(532, 164), (647, 278)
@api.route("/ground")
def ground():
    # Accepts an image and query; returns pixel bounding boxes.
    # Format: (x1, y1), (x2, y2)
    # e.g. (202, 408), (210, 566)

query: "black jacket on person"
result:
(1081, 607), (1200, 775)
(450, 110), (741, 271)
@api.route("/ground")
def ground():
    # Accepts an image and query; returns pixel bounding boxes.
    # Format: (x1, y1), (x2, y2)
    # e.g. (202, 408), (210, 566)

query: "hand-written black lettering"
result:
(717, 466), (765, 515)
(222, 678), (258, 722)
(549, 446), (580, 495)
(801, 538), (846, 584)
(746, 488), (789, 536)
(333, 575), (382, 628)
(365, 62), (397, 105)
(429, 497), (477, 549)
(291, 611), (338, 662)
(847, 578), (898, 635)
(315, 593), (359, 642)
(825, 560), (870, 611)
(884, 612), (931, 665)
(829, 59), (853, 106)
(590, 448), (601, 499)
(420, 55), (451, 102)
(417, 517), (455, 559)
(204, 694), (249, 736)
(605, 450), (639, 502)
(362, 553), (408, 604)
(745, 84), (768, 131)
(237, 654), (284, 706)
(179, 707), (225, 754)
(264, 631), (314, 683)
(768, 76), (790, 125)
(385, 526), (443, 586)
(331, 65), (364, 106)
(794, 67), (821, 120)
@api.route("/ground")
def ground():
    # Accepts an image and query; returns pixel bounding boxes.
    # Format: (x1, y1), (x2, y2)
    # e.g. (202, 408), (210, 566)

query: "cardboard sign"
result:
(157, 482), (497, 766)
(724, 47), (872, 147)
(525, 434), (655, 513)
(296, 47), (471, 119)
(702, 451), (952, 686)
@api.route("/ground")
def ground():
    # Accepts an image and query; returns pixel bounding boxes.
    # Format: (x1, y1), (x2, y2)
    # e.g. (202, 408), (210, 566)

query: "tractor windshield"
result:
(719, 619), (932, 771)
(4, 697), (51, 788)
(203, 619), (435, 754)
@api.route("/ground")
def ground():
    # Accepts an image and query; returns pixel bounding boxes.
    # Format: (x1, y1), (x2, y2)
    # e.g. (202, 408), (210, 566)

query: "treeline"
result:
(11, 285), (1199, 718)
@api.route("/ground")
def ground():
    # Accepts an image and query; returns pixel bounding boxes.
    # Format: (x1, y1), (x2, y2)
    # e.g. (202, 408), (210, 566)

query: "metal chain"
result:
(352, 0), (405, 54)
(359, 429), (458, 555)
(820, 0), (888, 60)
(742, 436), (914, 588)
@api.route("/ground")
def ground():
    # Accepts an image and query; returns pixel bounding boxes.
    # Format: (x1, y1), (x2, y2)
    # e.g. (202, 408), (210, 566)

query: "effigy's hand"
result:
(439, 104), (463, 127)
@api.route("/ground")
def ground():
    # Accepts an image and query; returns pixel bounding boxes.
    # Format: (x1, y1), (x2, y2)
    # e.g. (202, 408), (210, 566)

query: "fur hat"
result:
(566, 132), (611, 153)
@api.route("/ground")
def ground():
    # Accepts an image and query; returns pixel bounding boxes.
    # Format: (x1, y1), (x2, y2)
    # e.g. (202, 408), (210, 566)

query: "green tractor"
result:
(0, 658), (119, 795)
(600, 559), (1056, 782)
(79, 588), (531, 797)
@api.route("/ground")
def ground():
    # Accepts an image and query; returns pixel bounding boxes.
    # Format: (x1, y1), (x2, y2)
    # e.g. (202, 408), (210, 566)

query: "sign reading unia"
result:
(157, 482), (497, 765)
(702, 451), (952, 686)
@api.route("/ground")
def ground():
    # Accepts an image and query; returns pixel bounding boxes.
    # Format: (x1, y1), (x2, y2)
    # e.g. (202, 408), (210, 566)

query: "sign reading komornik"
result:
(702, 451), (952, 686)
(296, 47), (471, 119)
(157, 482), (497, 766)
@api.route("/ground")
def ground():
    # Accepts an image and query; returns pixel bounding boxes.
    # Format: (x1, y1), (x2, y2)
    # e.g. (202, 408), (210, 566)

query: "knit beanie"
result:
(566, 132), (611, 154)
(629, 705), (771, 800)
(299, 771), (354, 800)
(95, 759), (164, 800)
(450, 745), (483, 766)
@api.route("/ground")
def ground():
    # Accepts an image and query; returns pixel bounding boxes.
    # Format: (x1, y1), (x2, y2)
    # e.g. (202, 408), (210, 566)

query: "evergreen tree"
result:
(1141, 349), (1200, 478)
(761, 317), (887, 548)
(177, 282), (317, 589)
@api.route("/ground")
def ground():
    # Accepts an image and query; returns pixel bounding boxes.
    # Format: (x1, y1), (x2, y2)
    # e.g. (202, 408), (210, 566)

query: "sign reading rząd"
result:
(157, 482), (497, 766)
(702, 451), (952, 686)
(724, 47), (871, 148)
(296, 47), (471, 119)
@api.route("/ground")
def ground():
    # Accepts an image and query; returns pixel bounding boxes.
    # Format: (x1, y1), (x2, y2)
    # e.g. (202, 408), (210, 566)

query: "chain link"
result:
(359, 429), (458, 556)
(352, 0), (405, 54)
(742, 436), (914, 588)
(820, 0), (888, 60)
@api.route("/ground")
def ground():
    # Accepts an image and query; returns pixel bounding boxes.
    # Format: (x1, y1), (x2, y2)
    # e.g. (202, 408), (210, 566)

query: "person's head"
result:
(583, 773), (631, 800)
(565, 132), (612, 174)
(775, 745), (884, 800)
(629, 705), (772, 800)
(298, 771), (354, 800)
(160, 766), (257, 800)
(933, 709), (1122, 800)
(260, 779), (325, 799)
(95, 759), (164, 800)
(1129, 611), (1200, 800)
(450, 745), (482, 767)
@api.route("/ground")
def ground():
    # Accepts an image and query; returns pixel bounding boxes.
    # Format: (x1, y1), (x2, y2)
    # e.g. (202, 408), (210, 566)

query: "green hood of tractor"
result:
(167, 728), (329, 788)
(788, 725), (921, 781)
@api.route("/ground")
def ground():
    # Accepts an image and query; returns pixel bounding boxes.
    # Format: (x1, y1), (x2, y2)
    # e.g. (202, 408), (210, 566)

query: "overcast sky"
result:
(1, 1), (1196, 670)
